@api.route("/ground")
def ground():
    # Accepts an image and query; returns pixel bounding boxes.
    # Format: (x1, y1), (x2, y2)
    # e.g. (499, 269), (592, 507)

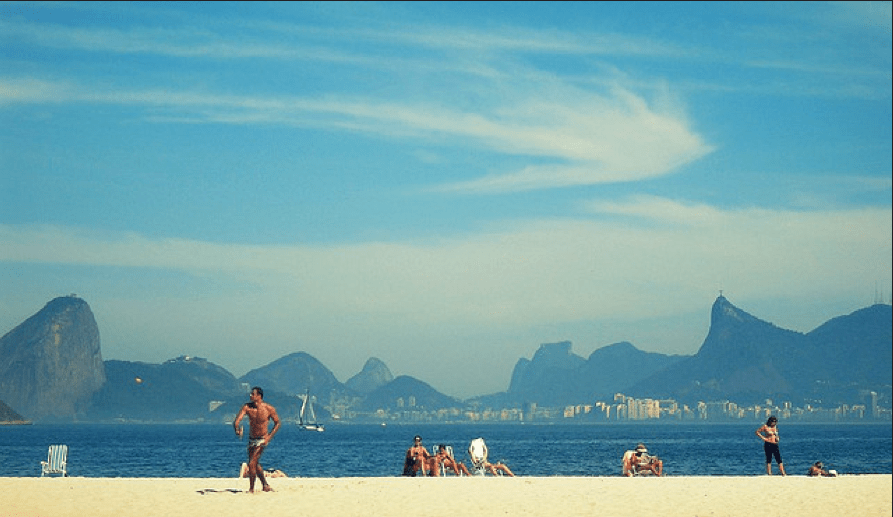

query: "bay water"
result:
(2, 422), (889, 478)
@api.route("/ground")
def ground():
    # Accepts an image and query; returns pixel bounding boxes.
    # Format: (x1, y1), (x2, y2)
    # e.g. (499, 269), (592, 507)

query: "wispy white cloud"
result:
(583, 195), (726, 227)
(0, 76), (713, 191)
(340, 23), (691, 58)
(0, 77), (70, 103)
(0, 15), (690, 61)
(0, 18), (363, 61)
(745, 58), (892, 79)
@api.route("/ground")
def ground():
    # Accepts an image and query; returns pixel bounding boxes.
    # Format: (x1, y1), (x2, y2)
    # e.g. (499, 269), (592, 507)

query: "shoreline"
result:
(5, 475), (891, 517)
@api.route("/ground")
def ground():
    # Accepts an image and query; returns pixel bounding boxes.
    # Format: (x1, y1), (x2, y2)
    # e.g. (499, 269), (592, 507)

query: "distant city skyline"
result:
(1, 2), (891, 399)
(350, 392), (890, 424)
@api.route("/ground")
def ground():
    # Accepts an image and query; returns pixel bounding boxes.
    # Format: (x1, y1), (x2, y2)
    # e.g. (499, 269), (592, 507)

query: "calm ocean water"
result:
(1, 422), (889, 478)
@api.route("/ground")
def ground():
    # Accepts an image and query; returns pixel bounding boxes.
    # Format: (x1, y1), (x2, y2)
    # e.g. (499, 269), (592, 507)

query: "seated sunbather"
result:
(402, 435), (431, 476)
(426, 444), (472, 476)
(623, 443), (662, 477)
(468, 437), (515, 476)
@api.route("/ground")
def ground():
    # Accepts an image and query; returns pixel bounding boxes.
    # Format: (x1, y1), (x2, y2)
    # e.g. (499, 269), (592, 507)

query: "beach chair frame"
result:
(41, 444), (68, 477)
(434, 444), (466, 476)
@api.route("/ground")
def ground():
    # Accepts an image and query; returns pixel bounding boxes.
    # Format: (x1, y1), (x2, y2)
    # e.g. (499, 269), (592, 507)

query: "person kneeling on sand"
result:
(807, 461), (837, 477)
(240, 462), (287, 478)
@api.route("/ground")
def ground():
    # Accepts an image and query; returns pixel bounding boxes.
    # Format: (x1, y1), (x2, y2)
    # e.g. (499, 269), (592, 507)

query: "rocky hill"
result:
(0, 296), (105, 421)
(86, 356), (247, 422)
(501, 340), (684, 407)
(345, 357), (394, 395)
(0, 399), (28, 423)
(359, 375), (462, 411)
(240, 352), (344, 399)
(626, 296), (892, 405)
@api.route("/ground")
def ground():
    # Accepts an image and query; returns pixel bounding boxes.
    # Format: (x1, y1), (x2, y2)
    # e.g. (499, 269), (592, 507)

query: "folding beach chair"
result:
(41, 444), (68, 477)
(433, 445), (465, 476)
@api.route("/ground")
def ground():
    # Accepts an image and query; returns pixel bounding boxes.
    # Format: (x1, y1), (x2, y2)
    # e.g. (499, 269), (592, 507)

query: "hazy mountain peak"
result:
(360, 374), (460, 411)
(239, 351), (341, 397)
(345, 357), (394, 395)
(531, 341), (586, 368)
(0, 295), (105, 421)
(587, 341), (637, 361)
(711, 295), (760, 326)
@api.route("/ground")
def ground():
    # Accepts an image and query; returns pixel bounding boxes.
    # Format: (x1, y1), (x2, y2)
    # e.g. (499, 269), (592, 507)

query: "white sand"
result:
(4, 475), (891, 517)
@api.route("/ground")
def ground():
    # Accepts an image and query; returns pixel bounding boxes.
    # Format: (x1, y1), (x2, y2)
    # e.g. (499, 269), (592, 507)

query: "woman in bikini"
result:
(426, 444), (472, 476)
(402, 435), (431, 476)
(755, 416), (786, 476)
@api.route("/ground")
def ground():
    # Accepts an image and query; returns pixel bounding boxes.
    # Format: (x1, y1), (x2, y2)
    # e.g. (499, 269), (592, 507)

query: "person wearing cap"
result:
(807, 461), (837, 477)
(623, 443), (663, 476)
(402, 435), (431, 476)
(634, 443), (664, 476)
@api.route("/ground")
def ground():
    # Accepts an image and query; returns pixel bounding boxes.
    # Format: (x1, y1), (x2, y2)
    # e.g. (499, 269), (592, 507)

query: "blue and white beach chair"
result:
(41, 444), (68, 477)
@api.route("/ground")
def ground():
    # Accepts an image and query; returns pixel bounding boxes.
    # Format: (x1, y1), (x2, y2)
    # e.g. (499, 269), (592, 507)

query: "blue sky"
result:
(1, 1), (890, 399)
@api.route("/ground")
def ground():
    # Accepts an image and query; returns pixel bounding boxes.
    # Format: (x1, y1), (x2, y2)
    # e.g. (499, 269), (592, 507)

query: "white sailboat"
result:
(299, 390), (324, 432)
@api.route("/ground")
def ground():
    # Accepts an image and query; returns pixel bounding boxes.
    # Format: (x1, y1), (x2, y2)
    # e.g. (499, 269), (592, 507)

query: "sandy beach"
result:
(4, 475), (891, 517)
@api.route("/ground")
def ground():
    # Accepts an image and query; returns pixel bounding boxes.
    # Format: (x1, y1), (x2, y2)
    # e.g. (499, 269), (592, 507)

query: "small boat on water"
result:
(298, 389), (324, 432)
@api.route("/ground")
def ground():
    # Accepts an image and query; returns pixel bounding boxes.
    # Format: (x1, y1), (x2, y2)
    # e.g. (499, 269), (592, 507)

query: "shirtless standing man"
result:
(233, 386), (281, 493)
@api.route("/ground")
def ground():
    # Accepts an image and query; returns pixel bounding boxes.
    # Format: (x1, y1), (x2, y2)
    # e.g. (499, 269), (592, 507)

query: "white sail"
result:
(299, 393), (309, 426)
(299, 390), (324, 432)
(307, 398), (317, 422)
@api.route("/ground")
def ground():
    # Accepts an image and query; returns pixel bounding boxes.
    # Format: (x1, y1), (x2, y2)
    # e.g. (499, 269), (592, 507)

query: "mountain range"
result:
(0, 295), (889, 423)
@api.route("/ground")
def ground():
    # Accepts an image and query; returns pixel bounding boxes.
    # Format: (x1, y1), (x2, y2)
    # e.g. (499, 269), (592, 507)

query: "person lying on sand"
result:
(807, 461), (837, 477)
